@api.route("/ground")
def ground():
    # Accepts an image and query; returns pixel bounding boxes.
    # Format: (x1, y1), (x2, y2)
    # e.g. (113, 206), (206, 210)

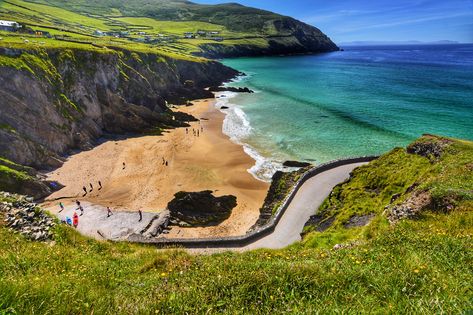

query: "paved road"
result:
(49, 162), (366, 251)
(243, 162), (367, 251)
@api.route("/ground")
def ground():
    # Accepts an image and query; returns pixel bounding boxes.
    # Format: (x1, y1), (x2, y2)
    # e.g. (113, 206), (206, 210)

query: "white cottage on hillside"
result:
(0, 20), (20, 32)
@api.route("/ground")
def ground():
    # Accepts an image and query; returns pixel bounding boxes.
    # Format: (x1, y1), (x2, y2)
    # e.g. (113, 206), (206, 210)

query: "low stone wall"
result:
(128, 156), (379, 248)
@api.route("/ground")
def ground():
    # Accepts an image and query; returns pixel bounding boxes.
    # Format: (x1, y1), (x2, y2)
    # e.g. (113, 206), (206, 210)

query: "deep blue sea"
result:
(217, 44), (473, 181)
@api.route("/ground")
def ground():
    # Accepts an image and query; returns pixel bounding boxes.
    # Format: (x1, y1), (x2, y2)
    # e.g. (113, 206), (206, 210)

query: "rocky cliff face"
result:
(0, 48), (238, 170)
(195, 18), (339, 59)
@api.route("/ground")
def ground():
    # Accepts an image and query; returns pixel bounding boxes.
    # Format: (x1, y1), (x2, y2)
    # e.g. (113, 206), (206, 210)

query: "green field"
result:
(0, 0), (282, 59)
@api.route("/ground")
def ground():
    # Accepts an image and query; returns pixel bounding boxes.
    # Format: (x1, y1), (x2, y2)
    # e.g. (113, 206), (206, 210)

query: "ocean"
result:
(217, 44), (473, 181)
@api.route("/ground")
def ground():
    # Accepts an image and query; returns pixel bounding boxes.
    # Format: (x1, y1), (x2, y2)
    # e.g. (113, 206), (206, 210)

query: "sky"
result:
(192, 0), (473, 44)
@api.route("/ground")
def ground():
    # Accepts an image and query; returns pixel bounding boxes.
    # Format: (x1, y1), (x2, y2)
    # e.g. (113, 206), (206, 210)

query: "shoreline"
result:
(43, 99), (269, 238)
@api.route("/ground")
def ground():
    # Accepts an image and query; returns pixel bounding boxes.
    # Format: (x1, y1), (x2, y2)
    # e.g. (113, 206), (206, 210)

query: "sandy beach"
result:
(43, 99), (269, 238)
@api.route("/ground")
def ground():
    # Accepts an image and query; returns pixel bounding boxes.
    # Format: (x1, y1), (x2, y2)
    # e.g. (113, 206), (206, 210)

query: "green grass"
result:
(0, 136), (472, 313)
(0, 158), (34, 192)
(112, 17), (226, 35)
(0, 0), (329, 60)
(0, 209), (471, 314)
(303, 135), (473, 249)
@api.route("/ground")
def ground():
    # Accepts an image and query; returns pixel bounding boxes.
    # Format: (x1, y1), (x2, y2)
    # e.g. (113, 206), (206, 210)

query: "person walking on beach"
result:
(76, 200), (84, 216)
(72, 212), (79, 228)
(82, 186), (87, 196)
(59, 202), (64, 213)
(197, 130), (200, 137)
(98, 181), (102, 190)
(186, 128), (188, 134)
(138, 210), (143, 222)
(122, 162), (126, 170)
(165, 161), (168, 166)
(89, 183), (93, 192)
(107, 207), (113, 218)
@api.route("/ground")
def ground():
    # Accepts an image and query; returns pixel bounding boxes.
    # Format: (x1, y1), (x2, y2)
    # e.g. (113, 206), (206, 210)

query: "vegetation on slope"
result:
(0, 135), (472, 313)
(0, 157), (51, 198)
(303, 134), (473, 248)
(0, 205), (471, 313)
(0, 0), (337, 59)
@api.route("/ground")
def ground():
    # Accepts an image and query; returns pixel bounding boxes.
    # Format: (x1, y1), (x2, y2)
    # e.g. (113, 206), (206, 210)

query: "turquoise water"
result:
(218, 44), (473, 180)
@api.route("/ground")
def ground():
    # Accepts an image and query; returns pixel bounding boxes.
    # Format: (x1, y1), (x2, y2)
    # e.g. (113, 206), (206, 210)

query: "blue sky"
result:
(192, 0), (473, 43)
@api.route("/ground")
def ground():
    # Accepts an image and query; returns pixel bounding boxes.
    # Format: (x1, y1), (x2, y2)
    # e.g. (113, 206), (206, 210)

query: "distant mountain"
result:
(339, 40), (460, 46)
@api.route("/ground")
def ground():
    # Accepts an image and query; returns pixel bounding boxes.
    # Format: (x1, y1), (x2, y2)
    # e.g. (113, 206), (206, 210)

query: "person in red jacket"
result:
(72, 212), (79, 228)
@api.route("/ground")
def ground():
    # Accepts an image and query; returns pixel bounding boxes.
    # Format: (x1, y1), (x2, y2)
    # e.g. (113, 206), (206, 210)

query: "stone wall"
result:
(127, 156), (379, 248)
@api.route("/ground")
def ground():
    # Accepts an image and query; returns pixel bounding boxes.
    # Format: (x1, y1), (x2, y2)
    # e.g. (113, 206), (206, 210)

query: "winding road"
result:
(49, 161), (369, 251)
(243, 162), (367, 250)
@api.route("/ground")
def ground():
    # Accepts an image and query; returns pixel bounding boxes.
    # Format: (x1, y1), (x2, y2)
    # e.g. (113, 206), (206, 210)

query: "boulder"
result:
(283, 160), (312, 168)
(209, 86), (254, 93)
(167, 190), (237, 226)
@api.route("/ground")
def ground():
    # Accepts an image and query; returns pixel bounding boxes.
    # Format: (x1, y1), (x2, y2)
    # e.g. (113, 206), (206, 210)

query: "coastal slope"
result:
(0, 47), (237, 196)
(0, 135), (471, 313)
(1, 0), (338, 58)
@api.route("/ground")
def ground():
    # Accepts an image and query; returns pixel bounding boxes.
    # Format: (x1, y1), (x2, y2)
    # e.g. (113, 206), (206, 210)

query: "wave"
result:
(215, 91), (282, 182)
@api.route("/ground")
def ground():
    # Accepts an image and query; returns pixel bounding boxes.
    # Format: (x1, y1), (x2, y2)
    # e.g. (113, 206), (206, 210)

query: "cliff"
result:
(194, 16), (339, 58)
(0, 47), (237, 169)
(0, 47), (238, 196)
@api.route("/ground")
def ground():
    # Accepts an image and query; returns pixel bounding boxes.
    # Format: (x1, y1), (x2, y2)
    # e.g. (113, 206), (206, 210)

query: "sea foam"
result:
(215, 91), (283, 182)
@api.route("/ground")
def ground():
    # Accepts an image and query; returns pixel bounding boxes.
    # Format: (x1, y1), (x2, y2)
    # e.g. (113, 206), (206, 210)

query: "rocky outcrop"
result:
(1, 192), (56, 241)
(139, 210), (171, 238)
(303, 214), (336, 233)
(167, 190), (237, 226)
(209, 86), (254, 93)
(385, 191), (432, 224)
(407, 134), (452, 160)
(343, 213), (375, 228)
(283, 161), (312, 168)
(250, 167), (309, 231)
(0, 48), (238, 171)
(0, 158), (60, 199)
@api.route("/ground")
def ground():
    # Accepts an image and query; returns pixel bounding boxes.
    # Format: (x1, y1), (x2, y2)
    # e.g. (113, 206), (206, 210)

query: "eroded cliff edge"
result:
(0, 47), (238, 196)
(0, 48), (237, 168)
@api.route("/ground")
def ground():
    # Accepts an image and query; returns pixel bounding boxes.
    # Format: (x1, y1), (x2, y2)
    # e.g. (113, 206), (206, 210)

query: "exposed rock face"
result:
(0, 159), (59, 199)
(167, 190), (237, 226)
(209, 86), (254, 93)
(303, 214), (336, 233)
(250, 167), (309, 231)
(407, 135), (452, 160)
(195, 18), (338, 58)
(343, 213), (375, 228)
(0, 48), (238, 170)
(385, 191), (432, 224)
(283, 161), (312, 168)
(1, 192), (55, 241)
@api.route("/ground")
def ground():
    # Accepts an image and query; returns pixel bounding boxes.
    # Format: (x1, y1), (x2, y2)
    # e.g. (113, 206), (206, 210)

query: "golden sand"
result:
(44, 99), (269, 237)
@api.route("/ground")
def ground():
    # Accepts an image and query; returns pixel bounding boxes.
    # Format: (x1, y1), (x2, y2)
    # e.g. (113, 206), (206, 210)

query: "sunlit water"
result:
(216, 44), (473, 181)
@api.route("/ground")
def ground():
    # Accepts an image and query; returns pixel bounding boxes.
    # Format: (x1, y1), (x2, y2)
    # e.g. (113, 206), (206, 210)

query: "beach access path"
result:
(51, 161), (366, 251)
(243, 162), (366, 250)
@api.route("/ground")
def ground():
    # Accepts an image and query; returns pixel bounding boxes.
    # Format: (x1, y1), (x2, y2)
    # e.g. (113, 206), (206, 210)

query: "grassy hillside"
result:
(0, 0), (337, 59)
(0, 135), (472, 313)
(302, 134), (473, 248)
